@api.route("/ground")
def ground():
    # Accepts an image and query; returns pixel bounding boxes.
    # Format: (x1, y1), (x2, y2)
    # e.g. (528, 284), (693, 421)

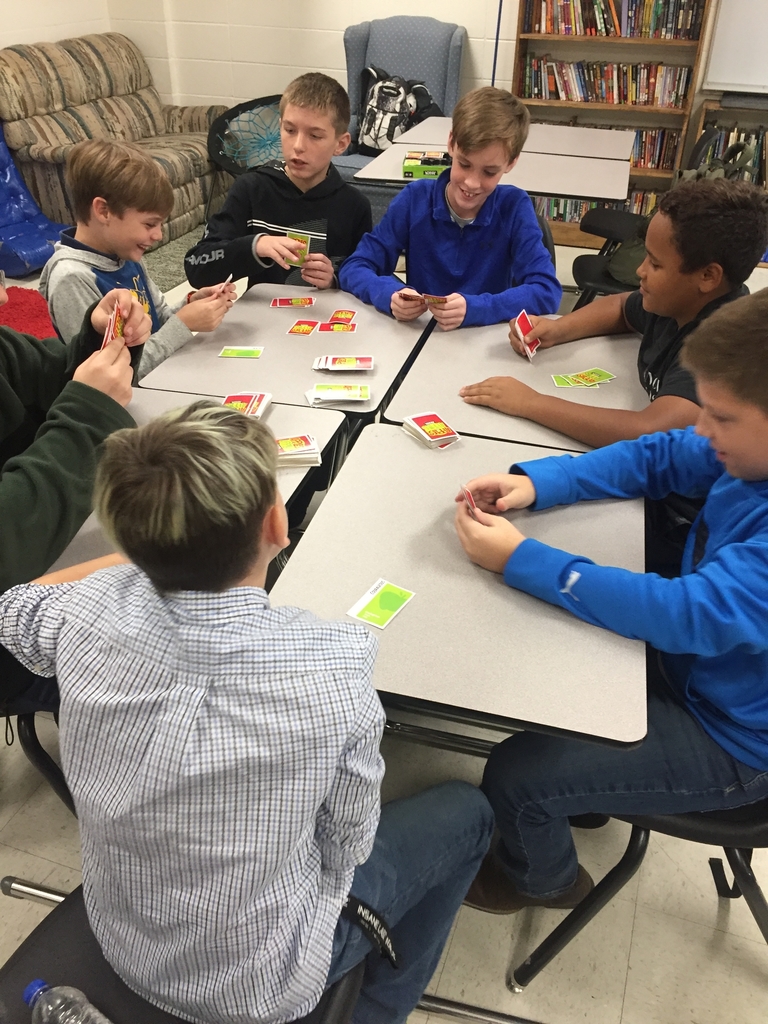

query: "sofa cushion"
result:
(132, 134), (213, 188)
(0, 33), (152, 122)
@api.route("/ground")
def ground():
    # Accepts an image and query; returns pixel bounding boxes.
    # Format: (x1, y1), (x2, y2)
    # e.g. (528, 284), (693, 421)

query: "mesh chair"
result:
(0, 882), (365, 1024)
(508, 798), (768, 990)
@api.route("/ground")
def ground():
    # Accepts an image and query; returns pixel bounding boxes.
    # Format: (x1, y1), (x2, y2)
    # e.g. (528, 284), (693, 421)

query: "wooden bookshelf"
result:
(513, 0), (715, 243)
(549, 221), (605, 248)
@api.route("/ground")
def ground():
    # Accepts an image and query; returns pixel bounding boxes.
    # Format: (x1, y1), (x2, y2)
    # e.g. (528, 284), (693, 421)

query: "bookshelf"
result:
(513, 0), (715, 246)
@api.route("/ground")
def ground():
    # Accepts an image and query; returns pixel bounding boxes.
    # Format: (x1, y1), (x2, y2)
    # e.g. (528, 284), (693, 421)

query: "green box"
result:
(402, 150), (452, 179)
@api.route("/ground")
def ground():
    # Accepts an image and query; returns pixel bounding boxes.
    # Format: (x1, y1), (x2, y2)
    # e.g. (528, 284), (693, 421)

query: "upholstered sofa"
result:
(0, 32), (228, 242)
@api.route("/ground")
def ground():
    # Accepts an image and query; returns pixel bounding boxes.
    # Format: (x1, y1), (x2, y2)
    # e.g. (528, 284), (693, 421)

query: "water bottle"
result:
(23, 980), (114, 1024)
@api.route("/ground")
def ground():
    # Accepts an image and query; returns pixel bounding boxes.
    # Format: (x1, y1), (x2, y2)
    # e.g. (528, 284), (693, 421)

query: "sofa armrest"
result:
(163, 104), (228, 135)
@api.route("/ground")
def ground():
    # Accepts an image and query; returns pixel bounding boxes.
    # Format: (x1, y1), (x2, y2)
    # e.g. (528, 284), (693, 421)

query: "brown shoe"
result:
(463, 853), (594, 915)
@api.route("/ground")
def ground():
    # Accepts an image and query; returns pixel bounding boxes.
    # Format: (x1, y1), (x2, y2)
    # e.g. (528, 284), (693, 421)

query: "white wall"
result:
(0, 0), (110, 51)
(107, 0), (521, 107)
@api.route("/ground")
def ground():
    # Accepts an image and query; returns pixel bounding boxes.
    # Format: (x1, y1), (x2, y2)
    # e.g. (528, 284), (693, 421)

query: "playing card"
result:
(552, 375), (576, 387)
(318, 322), (357, 333)
(287, 320), (319, 335)
(523, 337), (540, 362)
(100, 304), (124, 350)
(347, 578), (415, 630)
(460, 484), (480, 522)
(212, 273), (233, 297)
(222, 392), (258, 414)
(403, 412), (459, 448)
(285, 230), (310, 267)
(307, 384), (370, 404)
(569, 367), (616, 386)
(270, 296), (316, 307)
(399, 291), (425, 302)
(328, 309), (356, 324)
(246, 392), (271, 418)
(422, 293), (448, 305)
(515, 309), (534, 342)
(218, 346), (263, 358)
(313, 356), (373, 371)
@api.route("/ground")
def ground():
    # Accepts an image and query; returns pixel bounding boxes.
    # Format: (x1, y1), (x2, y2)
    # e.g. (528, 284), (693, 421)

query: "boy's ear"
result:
(505, 155), (519, 173)
(92, 196), (111, 224)
(334, 130), (351, 156)
(262, 499), (290, 552)
(698, 261), (725, 295)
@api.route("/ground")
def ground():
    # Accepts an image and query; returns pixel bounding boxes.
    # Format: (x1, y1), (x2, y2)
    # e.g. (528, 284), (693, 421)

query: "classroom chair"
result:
(570, 207), (646, 310)
(507, 798), (768, 990)
(15, 713), (75, 816)
(0, 880), (365, 1024)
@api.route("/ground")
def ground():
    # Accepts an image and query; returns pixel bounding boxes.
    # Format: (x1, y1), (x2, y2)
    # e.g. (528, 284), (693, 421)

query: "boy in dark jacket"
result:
(185, 73), (372, 292)
(454, 288), (768, 912)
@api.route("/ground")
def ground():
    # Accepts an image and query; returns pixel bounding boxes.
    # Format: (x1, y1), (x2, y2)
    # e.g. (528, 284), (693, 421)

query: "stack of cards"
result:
(552, 367), (616, 388)
(515, 310), (540, 361)
(402, 411), (460, 449)
(270, 296), (316, 308)
(306, 384), (371, 406)
(275, 434), (321, 467)
(347, 578), (415, 630)
(100, 304), (124, 350)
(312, 355), (373, 371)
(222, 392), (272, 418)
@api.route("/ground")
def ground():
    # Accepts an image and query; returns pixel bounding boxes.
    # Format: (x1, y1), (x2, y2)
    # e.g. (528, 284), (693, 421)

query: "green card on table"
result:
(219, 346), (264, 358)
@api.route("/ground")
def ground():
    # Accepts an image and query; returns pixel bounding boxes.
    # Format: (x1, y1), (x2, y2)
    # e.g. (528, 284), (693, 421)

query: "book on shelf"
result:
(632, 127), (681, 169)
(519, 55), (691, 107)
(522, 0), (704, 39)
(533, 188), (660, 223)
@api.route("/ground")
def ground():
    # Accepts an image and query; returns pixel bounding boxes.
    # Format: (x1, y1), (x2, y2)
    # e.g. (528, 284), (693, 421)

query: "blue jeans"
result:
(325, 781), (494, 1024)
(483, 657), (768, 899)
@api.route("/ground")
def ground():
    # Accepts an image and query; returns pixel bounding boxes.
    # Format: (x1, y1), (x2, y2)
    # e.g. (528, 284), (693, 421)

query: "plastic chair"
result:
(508, 797), (768, 990)
(15, 714), (75, 815)
(0, 882), (365, 1024)
(570, 207), (646, 310)
(536, 212), (556, 270)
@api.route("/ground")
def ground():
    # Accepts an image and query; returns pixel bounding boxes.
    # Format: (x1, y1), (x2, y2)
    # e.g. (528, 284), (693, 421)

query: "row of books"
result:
(632, 127), (680, 169)
(519, 56), (692, 107)
(522, 0), (704, 38)
(701, 124), (767, 188)
(533, 188), (660, 223)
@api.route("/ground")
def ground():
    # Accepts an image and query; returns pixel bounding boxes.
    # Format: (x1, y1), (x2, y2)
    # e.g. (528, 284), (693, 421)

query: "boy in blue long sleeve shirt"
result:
(454, 288), (768, 912)
(339, 88), (562, 331)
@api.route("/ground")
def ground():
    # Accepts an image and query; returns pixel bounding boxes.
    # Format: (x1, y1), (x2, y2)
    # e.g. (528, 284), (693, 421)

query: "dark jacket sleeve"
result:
(184, 176), (268, 287)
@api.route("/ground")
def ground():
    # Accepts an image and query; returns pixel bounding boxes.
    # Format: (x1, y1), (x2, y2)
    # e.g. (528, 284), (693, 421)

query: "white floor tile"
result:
(380, 736), (484, 805)
(0, 778), (80, 872)
(621, 904), (768, 1024)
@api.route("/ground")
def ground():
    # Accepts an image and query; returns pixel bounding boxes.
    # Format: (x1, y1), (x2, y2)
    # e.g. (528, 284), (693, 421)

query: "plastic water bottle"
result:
(23, 980), (114, 1024)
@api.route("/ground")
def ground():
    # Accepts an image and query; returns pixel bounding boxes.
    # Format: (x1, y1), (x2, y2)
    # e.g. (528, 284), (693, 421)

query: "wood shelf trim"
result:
(548, 221), (604, 248)
(629, 167), (675, 177)
(521, 98), (689, 115)
(519, 33), (699, 46)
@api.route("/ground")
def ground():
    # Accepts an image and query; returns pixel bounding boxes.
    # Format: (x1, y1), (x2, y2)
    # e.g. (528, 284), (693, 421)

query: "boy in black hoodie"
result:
(185, 74), (372, 291)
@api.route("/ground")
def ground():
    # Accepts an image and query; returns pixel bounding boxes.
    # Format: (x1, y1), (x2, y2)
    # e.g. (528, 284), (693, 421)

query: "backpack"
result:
(356, 65), (443, 156)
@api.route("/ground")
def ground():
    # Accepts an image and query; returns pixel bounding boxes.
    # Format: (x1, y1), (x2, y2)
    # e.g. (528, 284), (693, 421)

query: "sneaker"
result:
(463, 853), (594, 915)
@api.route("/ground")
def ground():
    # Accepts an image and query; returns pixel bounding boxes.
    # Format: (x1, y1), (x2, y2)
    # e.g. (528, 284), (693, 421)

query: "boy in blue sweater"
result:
(339, 88), (562, 331)
(454, 288), (768, 911)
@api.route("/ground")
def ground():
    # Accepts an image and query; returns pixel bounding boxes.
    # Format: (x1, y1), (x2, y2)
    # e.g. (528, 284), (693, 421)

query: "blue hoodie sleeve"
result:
(338, 189), (414, 315)
(462, 194), (562, 327)
(516, 428), (723, 510)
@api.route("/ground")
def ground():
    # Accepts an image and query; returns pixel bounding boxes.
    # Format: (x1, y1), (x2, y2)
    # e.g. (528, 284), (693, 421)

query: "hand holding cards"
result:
(100, 303), (125, 350)
(515, 310), (540, 362)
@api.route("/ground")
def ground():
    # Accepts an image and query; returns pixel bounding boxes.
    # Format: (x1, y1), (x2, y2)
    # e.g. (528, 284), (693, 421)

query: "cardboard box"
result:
(402, 150), (452, 179)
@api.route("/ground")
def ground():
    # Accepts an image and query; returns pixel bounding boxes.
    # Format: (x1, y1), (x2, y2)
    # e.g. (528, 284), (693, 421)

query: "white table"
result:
(140, 284), (427, 415)
(385, 325), (648, 453)
(269, 424), (646, 746)
(397, 117), (634, 161)
(46, 389), (345, 573)
(355, 144), (631, 201)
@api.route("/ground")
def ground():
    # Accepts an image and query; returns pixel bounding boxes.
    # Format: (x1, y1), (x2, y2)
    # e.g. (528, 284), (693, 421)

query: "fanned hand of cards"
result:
(460, 483), (480, 521)
(222, 392), (272, 418)
(100, 304), (125, 350)
(515, 310), (540, 362)
(275, 434), (321, 467)
(402, 411), (460, 449)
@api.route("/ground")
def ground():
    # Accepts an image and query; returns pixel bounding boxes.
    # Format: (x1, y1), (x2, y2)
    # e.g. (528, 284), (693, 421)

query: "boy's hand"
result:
(176, 292), (230, 333)
(455, 473), (536, 513)
(431, 293), (466, 331)
(509, 314), (564, 356)
(460, 376), (537, 417)
(391, 288), (428, 321)
(301, 253), (335, 289)
(255, 234), (307, 270)
(73, 336), (133, 407)
(190, 283), (236, 308)
(91, 289), (150, 348)
(455, 500), (527, 573)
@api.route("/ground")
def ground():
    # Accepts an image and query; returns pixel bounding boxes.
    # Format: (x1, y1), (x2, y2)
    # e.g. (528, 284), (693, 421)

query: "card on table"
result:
(318, 322), (357, 333)
(460, 483), (480, 522)
(270, 296), (316, 307)
(328, 309), (357, 324)
(402, 411), (460, 449)
(274, 434), (321, 466)
(312, 355), (374, 371)
(218, 346), (263, 358)
(347, 578), (415, 630)
(285, 230), (310, 267)
(569, 367), (616, 386)
(287, 320), (319, 336)
(100, 304), (124, 350)
(222, 392), (271, 417)
(306, 384), (371, 405)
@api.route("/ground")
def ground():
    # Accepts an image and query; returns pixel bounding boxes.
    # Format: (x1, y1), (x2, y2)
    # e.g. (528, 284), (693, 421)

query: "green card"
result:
(552, 375), (574, 387)
(285, 230), (310, 267)
(569, 367), (615, 386)
(219, 346), (264, 358)
(347, 578), (415, 630)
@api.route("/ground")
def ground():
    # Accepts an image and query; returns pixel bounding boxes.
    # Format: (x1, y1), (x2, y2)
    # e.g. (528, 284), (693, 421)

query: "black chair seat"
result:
(572, 254), (639, 297)
(617, 795), (768, 848)
(0, 887), (364, 1024)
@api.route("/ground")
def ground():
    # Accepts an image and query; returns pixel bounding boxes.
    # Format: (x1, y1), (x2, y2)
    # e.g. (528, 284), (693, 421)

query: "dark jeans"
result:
(0, 644), (59, 716)
(483, 657), (768, 898)
(325, 781), (494, 1024)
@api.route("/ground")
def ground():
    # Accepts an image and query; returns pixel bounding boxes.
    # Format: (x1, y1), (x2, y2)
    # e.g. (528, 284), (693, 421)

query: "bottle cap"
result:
(23, 980), (49, 1006)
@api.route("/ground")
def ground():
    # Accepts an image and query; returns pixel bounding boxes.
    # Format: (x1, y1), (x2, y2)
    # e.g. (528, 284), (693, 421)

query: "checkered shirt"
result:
(0, 564), (385, 1024)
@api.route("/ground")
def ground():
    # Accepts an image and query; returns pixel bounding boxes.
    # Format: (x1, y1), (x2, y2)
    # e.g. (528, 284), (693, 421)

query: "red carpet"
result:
(0, 286), (56, 339)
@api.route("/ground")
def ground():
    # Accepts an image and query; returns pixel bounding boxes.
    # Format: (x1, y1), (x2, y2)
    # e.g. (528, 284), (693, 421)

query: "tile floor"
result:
(2, 258), (768, 1024)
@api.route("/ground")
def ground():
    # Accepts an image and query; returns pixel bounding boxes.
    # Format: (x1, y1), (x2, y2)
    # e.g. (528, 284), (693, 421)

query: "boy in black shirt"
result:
(459, 179), (768, 449)
(185, 74), (371, 292)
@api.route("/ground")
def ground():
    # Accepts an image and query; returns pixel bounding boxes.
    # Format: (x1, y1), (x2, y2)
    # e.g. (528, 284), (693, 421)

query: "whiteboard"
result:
(704, 0), (768, 94)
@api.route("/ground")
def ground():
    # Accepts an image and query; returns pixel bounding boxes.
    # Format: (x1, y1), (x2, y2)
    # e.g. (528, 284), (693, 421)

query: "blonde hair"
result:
(66, 139), (174, 224)
(451, 87), (530, 163)
(94, 402), (278, 592)
(280, 72), (351, 136)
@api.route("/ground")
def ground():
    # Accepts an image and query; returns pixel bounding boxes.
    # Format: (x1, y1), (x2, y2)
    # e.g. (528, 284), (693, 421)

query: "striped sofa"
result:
(0, 33), (229, 242)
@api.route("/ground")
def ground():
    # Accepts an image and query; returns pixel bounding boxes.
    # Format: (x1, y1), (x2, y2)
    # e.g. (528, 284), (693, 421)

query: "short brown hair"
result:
(279, 72), (351, 136)
(94, 402), (278, 592)
(451, 87), (530, 163)
(657, 179), (768, 287)
(681, 288), (768, 414)
(66, 139), (174, 224)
